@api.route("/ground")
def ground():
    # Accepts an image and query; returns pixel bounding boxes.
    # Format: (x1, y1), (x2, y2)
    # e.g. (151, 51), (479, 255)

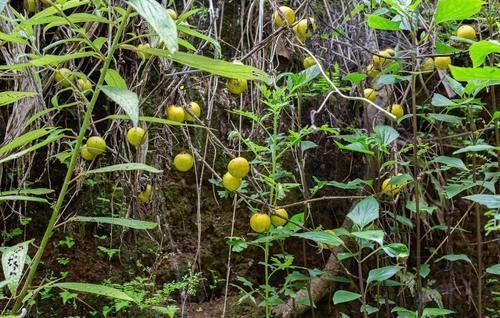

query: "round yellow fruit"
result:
(273, 6), (295, 27)
(420, 57), (435, 72)
(319, 229), (337, 249)
(250, 213), (271, 233)
(24, 0), (36, 12)
(185, 101), (201, 121)
(138, 184), (153, 203)
(366, 64), (379, 78)
(373, 49), (393, 68)
(293, 18), (316, 40)
(434, 56), (452, 70)
(381, 174), (405, 196)
(166, 105), (186, 122)
(80, 145), (96, 161)
(457, 25), (476, 40)
(271, 208), (288, 227)
(364, 88), (377, 102)
(54, 68), (73, 87)
(227, 157), (250, 178)
(173, 153), (194, 172)
(127, 127), (147, 147)
(303, 56), (317, 68)
(137, 43), (151, 60)
(86, 136), (106, 155)
(227, 60), (248, 95)
(387, 103), (404, 120)
(77, 78), (93, 92)
(167, 8), (178, 20)
(222, 172), (242, 192)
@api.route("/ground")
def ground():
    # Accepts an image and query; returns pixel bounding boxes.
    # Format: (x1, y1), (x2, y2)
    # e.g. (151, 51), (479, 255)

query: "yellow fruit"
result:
(77, 78), (93, 92)
(80, 145), (96, 161)
(127, 127), (147, 147)
(249, 213), (271, 233)
(138, 184), (153, 203)
(86, 136), (106, 155)
(420, 57), (435, 72)
(227, 60), (248, 94)
(457, 25), (476, 40)
(366, 64), (379, 78)
(24, 0), (36, 12)
(54, 68), (73, 87)
(273, 6), (296, 27)
(387, 103), (404, 120)
(166, 105), (186, 122)
(319, 229), (337, 249)
(227, 157), (250, 178)
(222, 172), (242, 192)
(381, 174), (405, 196)
(364, 88), (377, 102)
(303, 56), (317, 68)
(173, 153), (194, 172)
(167, 9), (178, 20)
(185, 101), (201, 121)
(434, 56), (452, 70)
(372, 49), (393, 68)
(179, 22), (191, 38)
(293, 18), (316, 40)
(137, 43), (151, 60)
(271, 209), (288, 227)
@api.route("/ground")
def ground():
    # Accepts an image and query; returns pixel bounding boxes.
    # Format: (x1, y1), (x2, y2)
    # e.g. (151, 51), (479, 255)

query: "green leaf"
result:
(85, 163), (162, 174)
(422, 308), (455, 317)
(347, 197), (379, 229)
(104, 69), (128, 89)
(435, 0), (484, 24)
(0, 52), (97, 71)
(420, 264), (431, 278)
(101, 86), (139, 127)
(0, 91), (37, 107)
(367, 265), (401, 285)
(0, 241), (32, 296)
(0, 31), (29, 45)
(469, 40), (500, 68)
(367, 15), (401, 30)
(333, 290), (362, 304)
(431, 156), (468, 170)
(0, 195), (48, 203)
(0, 188), (53, 196)
(342, 72), (367, 84)
(105, 114), (204, 128)
(0, 128), (56, 156)
(453, 144), (495, 154)
(486, 264), (500, 275)
(126, 0), (178, 54)
(463, 194), (500, 209)
(69, 216), (157, 230)
(177, 24), (221, 55)
(435, 254), (473, 265)
(152, 305), (178, 318)
(435, 42), (461, 54)
(449, 66), (500, 82)
(293, 231), (344, 247)
(374, 125), (399, 146)
(426, 113), (463, 125)
(351, 230), (384, 246)
(382, 243), (409, 258)
(53, 282), (135, 302)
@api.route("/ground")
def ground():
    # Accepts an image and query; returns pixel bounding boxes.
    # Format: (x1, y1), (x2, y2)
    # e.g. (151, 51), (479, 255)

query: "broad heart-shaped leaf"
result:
(373, 125), (399, 146)
(69, 216), (157, 230)
(435, 0), (484, 24)
(450, 66), (500, 82)
(104, 69), (127, 89)
(0, 241), (32, 296)
(470, 40), (500, 68)
(367, 14), (401, 30)
(435, 254), (473, 265)
(53, 282), (135, 302)
(126, 0), (178, 54)
(486, 264), (500, 275)
(86, 163), (162, 174)
(464, 194), (500, 209)
(382, 243), (409, 258)
(0, 91), (37, 107)
(293, 231), (344, 247)
(333, 290), (361, 304)
(351, 230), (384, 246)
(431, 156), (468, 170)
(367, 265), (401, 285)
(347, 197), (379, 230)
(101, 86), (139, 127)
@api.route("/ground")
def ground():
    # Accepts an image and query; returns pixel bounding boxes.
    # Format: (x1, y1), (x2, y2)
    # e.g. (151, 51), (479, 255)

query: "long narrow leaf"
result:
(69, 216), (157, 230)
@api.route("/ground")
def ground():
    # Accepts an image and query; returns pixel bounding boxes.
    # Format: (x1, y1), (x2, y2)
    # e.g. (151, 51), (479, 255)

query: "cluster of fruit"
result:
(250, 208), (289, 233)
(54, 68), (93, 92)
(222, 157), (249, 192)
(166, 102), (201, 122)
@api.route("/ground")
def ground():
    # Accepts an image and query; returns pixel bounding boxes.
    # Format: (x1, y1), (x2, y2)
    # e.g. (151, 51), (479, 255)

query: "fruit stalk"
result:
(11, 7), (132, 313)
